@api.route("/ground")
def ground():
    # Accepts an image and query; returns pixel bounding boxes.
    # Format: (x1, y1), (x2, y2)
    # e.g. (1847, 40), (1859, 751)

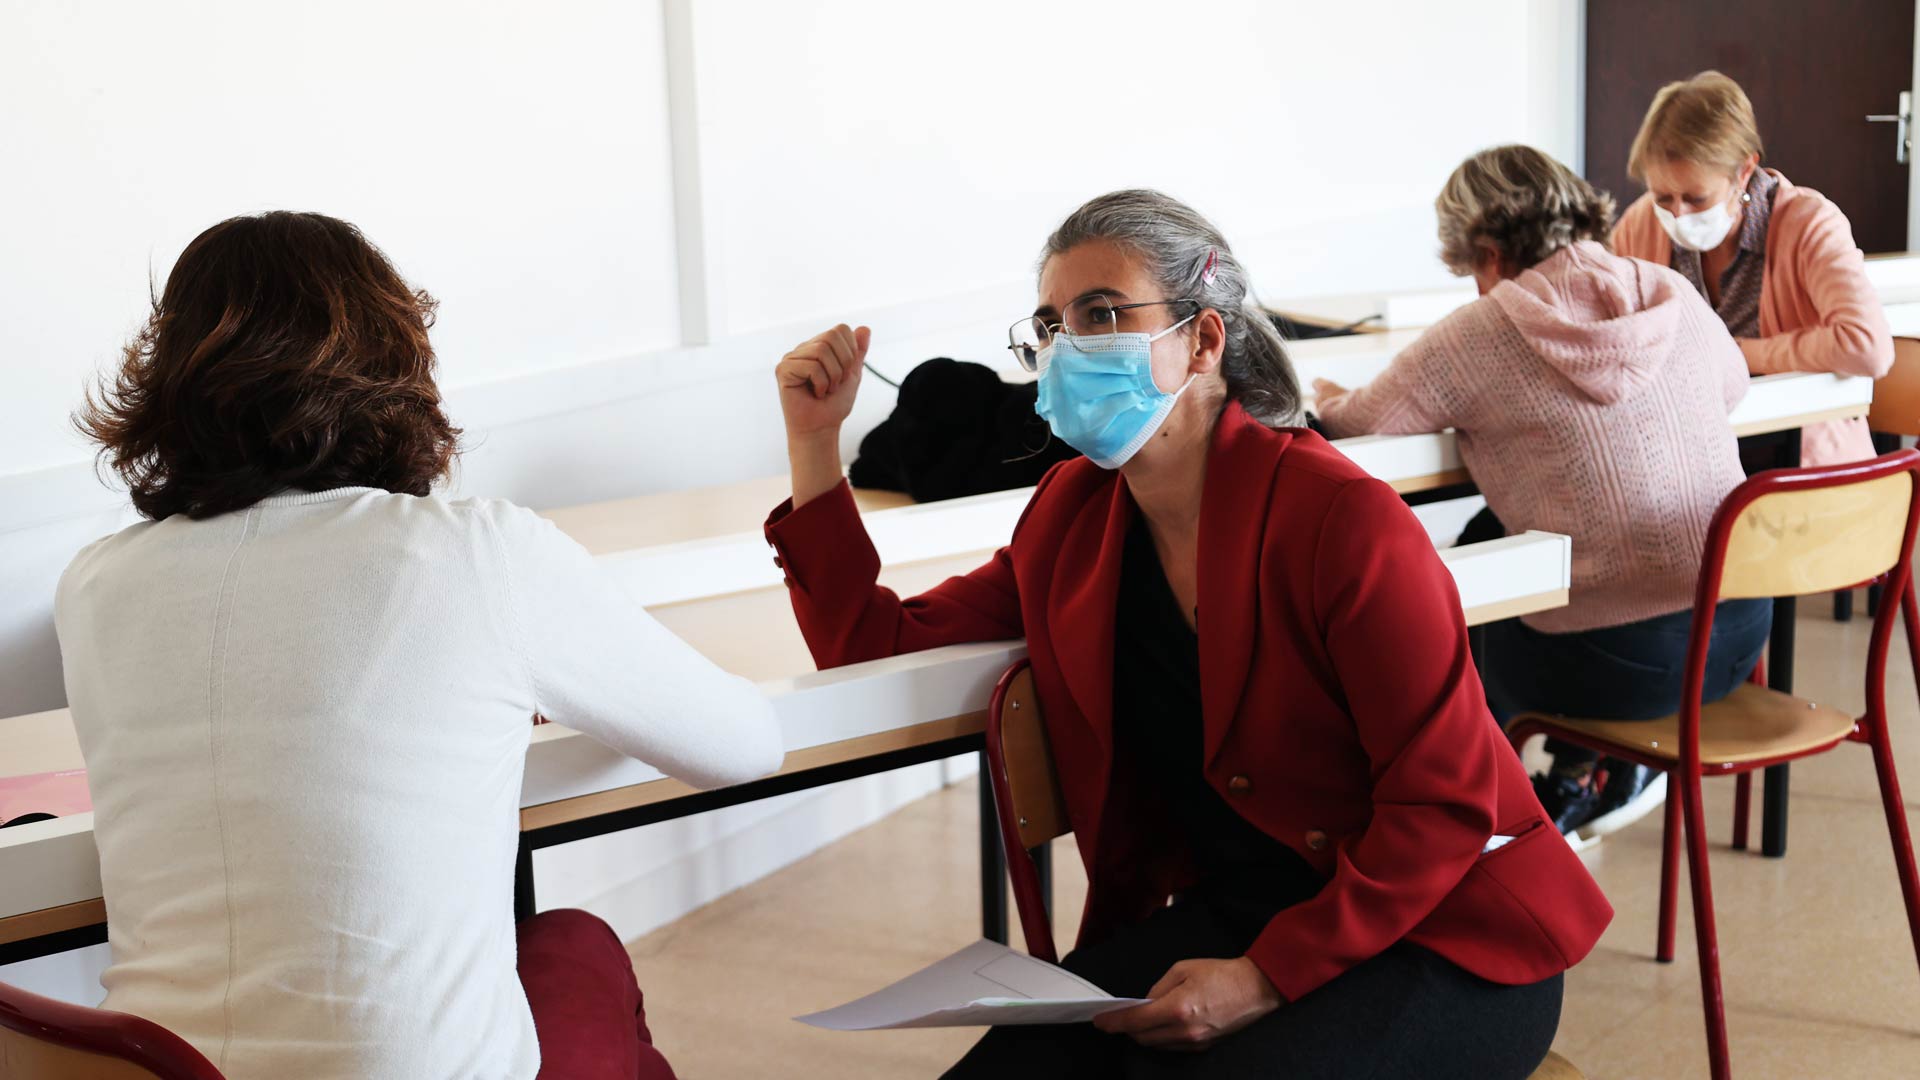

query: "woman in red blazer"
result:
(767, 190), (1612, 1078)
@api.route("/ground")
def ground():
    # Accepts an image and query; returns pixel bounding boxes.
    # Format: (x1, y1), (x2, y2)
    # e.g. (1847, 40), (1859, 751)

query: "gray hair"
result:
(1040, 190), (1303, 427)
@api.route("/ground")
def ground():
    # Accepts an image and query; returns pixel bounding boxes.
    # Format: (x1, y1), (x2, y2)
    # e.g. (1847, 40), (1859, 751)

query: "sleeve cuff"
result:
(1737, 336), (1780, 375)
(762, 481), (879, 594)
(1243, 915), (1335, 1004)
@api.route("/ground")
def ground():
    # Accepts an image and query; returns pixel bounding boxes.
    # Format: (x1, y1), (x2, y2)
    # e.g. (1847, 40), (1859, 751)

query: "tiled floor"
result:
(625, 596), (1920, 1078)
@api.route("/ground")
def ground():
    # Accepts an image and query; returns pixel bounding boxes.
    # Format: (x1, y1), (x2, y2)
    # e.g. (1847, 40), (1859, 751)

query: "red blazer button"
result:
(1305, 829), (1329, 851)
(1227, 775), (1252, 795)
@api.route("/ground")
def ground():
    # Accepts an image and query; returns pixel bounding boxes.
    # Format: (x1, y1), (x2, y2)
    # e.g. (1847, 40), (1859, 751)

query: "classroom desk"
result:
(0, 364), (1864, 963)
(0, 486), (1574, 965)
(1271, 287), (1476, 333)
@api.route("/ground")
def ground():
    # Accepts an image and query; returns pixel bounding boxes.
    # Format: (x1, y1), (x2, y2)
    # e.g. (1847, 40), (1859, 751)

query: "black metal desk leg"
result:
(1033, 842), (1054, 920)
(1762, 595), (1795, 857)
(1759, 426), (1801, 859)
(514, 839), (536, 921)
(979, 752), (1008, 943)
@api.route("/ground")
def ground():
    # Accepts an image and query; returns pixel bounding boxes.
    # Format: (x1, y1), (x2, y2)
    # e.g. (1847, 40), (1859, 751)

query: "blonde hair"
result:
(1627, 70), (1764, 181)
(1434, 145), (1615, 276)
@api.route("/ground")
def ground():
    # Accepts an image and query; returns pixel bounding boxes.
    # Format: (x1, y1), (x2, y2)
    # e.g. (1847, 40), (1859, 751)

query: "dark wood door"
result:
(1586, 0), (1913, 253)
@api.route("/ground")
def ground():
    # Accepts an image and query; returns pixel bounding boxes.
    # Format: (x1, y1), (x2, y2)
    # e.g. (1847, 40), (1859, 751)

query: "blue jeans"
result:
(1482, 599), (1774, 765)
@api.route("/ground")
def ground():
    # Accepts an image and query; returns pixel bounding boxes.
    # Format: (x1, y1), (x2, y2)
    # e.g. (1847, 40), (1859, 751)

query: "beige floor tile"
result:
(624, 599), (1920, 1078)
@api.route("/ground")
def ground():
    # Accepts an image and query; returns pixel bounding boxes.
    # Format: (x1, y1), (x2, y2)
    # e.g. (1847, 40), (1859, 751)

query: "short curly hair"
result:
(1434, 145), (1616, 277)
(78, 212), (459, 521)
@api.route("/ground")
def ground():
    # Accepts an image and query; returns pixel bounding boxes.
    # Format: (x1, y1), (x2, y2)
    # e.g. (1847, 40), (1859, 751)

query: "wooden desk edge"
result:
(518, 712), (989, 832)
(1465, 589), (1569, 627)
(0, 898), (106, 948)
(1730, 403), (1869, 438)
(1387, 469), (1470, 494)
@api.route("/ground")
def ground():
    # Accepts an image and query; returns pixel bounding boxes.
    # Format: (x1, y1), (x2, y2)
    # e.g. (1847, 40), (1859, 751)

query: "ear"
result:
(1473, 241), (1500, 275)
(1189, 306), (1228, 376)
(1737, 153), (1761, 189)
(1471, 242), (1509, 292)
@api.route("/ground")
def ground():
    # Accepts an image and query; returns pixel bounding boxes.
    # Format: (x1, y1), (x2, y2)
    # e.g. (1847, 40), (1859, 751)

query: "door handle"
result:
(1865, 90), (1912, 165)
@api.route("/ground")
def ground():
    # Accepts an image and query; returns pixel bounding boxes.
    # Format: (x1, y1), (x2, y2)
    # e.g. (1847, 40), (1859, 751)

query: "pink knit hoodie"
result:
(1316, 240), (1750, 633)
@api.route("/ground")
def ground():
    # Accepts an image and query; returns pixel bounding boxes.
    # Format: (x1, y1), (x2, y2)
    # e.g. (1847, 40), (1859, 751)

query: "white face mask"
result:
(1653, 175), (1749, 252)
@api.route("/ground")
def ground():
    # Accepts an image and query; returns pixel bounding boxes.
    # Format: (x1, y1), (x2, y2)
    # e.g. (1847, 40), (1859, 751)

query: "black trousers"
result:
(941, 887), (1563, 1080)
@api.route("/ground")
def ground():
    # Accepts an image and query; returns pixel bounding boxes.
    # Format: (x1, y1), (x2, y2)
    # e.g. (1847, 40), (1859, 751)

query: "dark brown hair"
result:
(79, 212), (459, 520)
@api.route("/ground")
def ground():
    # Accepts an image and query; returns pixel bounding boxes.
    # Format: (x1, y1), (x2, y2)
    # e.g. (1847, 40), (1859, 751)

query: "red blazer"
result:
(765, 403), (1612, 1002)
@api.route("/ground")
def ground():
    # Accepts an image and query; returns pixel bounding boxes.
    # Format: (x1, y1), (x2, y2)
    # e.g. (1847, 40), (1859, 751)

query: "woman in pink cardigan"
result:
(1315, 146), (1769, 843)
(1611, 70), (1892, 467)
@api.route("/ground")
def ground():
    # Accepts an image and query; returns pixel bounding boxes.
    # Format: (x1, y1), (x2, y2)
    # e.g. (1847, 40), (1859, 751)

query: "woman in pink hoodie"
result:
(1315, 146), (1770, 841)
(1611, 71), (1892, 467)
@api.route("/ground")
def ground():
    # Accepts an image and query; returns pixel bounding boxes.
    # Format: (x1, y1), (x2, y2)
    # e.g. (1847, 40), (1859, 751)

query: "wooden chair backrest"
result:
(1, 1027), (182, 1079)
(1719, 471), (1914, 599)
(994, 666), (1071, 851)
(1868, 337), (1920, 437)
(0, 982), (224, 1080)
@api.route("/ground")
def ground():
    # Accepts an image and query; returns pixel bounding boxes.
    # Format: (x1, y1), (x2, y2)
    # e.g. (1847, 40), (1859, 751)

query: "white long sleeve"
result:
(54, 486), (782, 1080)
(488, 504), (783, 788)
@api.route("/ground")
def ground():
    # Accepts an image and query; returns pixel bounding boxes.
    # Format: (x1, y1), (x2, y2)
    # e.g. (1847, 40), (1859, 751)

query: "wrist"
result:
(787, 427), (842, 456)
(1237, 956), (1283, 1007)
(788, 429), (845, 509)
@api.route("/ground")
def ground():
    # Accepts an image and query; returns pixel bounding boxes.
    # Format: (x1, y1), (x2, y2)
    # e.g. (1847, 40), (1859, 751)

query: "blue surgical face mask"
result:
(1033, 318), (1196, 469)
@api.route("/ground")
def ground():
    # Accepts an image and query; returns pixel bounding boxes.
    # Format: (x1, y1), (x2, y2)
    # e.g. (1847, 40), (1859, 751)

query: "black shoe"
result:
(1580, 761), (1666, 839)
(1531, 771), (1601, 835)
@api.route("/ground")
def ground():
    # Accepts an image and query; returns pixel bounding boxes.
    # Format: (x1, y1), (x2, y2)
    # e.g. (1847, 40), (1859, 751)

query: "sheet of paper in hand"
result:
(795, 939), (1149, 1030)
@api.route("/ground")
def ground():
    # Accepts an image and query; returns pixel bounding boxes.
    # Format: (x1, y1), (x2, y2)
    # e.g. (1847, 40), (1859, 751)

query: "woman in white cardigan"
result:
(58, 211), (783, 1080)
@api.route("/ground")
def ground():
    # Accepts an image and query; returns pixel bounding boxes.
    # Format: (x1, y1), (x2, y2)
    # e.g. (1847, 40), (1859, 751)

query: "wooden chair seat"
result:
(1516, 682), (1856, 768)
(1529, 1051), (1585, 1079)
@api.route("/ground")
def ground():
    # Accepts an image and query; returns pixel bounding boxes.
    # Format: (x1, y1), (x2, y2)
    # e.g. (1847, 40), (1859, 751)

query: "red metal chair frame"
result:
(983, 659), (1063, 964)
(1505, 449), (1920, 1080)
(0, 979), (225, 1079)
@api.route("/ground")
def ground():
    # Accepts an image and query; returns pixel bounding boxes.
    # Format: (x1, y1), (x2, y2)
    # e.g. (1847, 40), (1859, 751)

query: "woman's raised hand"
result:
(777, 324), (871, 441)
(778, 324), (871, 509)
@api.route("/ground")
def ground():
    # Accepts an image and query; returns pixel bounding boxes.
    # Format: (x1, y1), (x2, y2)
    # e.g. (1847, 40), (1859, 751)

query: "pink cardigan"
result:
(1612, 171), (1893, 465)
(1316, 242), (1750, 633)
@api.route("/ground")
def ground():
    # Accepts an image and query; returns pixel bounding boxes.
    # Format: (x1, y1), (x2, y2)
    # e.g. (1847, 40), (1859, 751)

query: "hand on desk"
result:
(1092, 956), (1282, 1051)
(1311, 377), (1349, 403)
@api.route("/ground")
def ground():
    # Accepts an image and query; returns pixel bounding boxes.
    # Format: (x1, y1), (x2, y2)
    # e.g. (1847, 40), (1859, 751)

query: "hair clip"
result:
(1201, 249), (1219, 286)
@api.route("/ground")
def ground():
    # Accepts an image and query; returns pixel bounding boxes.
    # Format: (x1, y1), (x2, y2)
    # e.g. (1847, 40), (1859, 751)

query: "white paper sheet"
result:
(796, 939), (1150, 1030)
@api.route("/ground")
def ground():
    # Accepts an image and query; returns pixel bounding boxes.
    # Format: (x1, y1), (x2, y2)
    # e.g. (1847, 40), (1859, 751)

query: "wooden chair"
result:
(984, 660), (1587, 1080)
(1836, 336), (1920, 621)
(1506, 449), (1920, 1080)
(983, 660), (1072, 966)
(1867, 338), (1920, 443)
(0, 979), (224, 1079)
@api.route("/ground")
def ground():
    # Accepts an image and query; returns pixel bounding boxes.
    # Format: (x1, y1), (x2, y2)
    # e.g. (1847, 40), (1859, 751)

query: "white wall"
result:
(1, 0), (1583, 999)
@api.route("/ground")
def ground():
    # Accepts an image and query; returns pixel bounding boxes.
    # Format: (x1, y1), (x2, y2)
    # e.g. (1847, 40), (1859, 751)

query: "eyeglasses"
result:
(1007, 295), (1201, 373)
